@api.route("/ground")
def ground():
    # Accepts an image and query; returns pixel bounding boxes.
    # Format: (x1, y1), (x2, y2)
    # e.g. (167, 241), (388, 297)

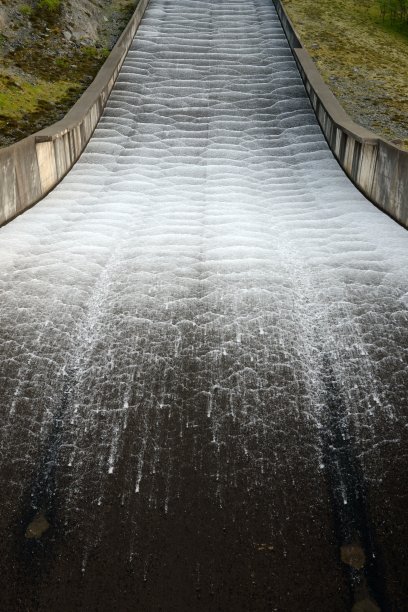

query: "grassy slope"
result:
(0, 0), (136, 147)
(281, 0), (408, 149)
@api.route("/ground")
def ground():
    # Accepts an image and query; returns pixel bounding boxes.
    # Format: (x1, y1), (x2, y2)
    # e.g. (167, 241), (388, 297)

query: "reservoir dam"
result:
(0, 0), (407, 609)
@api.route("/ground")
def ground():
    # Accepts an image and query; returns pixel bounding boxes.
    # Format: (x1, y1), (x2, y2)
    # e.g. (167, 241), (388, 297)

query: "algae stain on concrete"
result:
(340, 543), (366, 570)
(25, 512), (50, 540)
(352, 599), (380, 612)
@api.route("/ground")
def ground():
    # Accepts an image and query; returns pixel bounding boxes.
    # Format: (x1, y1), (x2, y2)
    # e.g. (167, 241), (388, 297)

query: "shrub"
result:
(378, 0), (408, 22)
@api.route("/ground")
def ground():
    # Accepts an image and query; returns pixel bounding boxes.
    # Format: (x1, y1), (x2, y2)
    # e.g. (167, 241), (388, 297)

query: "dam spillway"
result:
(0, 0), (408, 609)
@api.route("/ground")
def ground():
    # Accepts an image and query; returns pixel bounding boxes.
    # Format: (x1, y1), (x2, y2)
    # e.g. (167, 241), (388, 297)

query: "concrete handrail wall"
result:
(273, 0), (408, 228)
(0, 0), (150, 226)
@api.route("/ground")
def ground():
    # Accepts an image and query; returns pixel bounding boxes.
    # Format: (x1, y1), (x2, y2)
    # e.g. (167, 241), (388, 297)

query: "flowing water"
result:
(0, 0), (407, 610)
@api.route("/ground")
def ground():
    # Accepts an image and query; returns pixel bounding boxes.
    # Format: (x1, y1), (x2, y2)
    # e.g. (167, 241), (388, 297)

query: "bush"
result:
(378, 0), (408, 22)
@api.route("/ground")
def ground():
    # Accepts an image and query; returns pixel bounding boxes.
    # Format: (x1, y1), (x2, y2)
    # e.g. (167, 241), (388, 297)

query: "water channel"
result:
(0, 0), (407, 609)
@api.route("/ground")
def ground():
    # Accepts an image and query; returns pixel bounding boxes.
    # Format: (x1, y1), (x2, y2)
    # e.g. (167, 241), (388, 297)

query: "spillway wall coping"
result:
(0, 0), (150, 226)
(273, 0), (408, 228)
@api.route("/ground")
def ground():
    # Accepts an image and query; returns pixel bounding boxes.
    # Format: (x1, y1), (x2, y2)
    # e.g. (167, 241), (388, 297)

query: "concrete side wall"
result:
(0, 0), (150, 226)
(273, 0), (408, 228)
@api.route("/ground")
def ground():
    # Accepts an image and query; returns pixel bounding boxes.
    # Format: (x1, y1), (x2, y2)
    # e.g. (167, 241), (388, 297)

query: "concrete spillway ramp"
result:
(0, 0), (407, 609)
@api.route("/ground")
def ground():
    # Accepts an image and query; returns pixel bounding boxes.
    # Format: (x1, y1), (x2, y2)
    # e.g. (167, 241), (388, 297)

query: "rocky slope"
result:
(0, 0), (138, 147)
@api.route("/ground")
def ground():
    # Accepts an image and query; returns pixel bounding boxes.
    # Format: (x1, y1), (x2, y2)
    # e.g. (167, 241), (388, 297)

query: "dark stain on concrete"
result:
(11, 375), (74, 606)
(321, 355), (388, 611)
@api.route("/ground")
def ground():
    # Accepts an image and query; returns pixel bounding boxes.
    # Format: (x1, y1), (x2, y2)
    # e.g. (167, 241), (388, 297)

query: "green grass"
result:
(282, 0), (408, 148)
(37, 0), (61, 11)
(82, 46), (110, 60)
(0, 74), (73, 117)
(19, 4), (33, 17)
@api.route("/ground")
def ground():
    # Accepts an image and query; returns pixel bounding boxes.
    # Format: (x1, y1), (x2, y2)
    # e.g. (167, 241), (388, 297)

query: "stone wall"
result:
(0, 0), (150, 226)
(273, 0), (408, 228)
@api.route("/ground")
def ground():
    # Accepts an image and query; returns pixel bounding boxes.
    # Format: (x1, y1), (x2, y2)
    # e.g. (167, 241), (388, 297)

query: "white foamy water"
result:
(0, 0), (407, 576)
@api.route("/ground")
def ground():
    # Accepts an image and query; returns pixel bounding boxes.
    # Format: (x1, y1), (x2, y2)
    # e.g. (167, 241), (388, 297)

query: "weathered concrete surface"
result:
(274, 0), (408, 228)
(0, 0), (150, 227)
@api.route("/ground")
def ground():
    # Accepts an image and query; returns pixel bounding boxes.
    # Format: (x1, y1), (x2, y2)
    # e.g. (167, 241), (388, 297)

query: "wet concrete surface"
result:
(0, 0), (408, 610)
